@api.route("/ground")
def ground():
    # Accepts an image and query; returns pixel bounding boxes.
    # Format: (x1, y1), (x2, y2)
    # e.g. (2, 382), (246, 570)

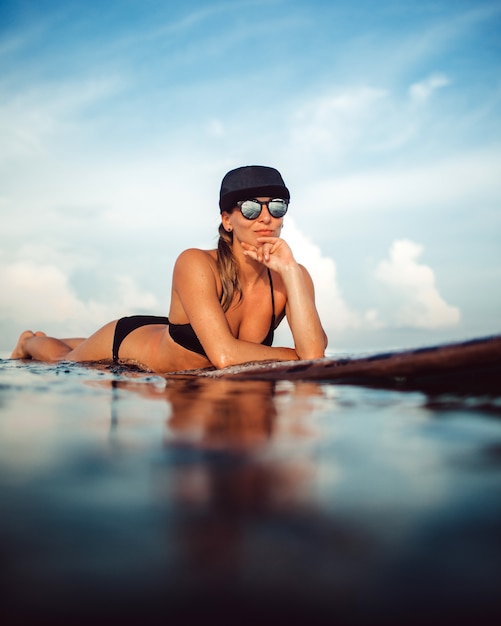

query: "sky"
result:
(1, 0), (500, 354)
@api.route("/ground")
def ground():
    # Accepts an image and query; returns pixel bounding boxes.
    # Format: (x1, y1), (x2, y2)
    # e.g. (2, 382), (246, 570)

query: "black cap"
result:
(219, 165), (290, 213)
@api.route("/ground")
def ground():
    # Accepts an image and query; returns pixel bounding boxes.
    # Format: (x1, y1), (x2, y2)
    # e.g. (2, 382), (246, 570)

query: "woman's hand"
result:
(241, 237), (296, 273)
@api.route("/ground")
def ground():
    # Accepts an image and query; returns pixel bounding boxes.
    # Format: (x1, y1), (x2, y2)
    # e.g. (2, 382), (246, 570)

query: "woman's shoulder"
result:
(173, 248), (219, 279)
(175, 247), (218, 265)
(172, 248), (222, 296)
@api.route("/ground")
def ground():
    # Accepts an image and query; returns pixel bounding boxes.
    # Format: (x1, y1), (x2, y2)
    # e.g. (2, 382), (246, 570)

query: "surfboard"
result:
(166, 334), (501, 393)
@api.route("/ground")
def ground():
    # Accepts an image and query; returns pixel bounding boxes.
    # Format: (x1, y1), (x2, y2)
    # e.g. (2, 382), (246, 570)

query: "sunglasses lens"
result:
(268, 199), (288, 217)
(238, 199), (289, 219)
(239, 200), (262, 219)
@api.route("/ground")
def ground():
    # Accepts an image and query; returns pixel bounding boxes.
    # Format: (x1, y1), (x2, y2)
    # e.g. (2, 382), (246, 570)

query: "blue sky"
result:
(1, 0), (500, 353)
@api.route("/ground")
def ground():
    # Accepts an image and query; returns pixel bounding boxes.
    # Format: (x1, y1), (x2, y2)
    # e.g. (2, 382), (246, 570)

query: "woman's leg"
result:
(60, 338), (86, 349)
(11, 321), (117, 363)
(11, 331), (75, 360)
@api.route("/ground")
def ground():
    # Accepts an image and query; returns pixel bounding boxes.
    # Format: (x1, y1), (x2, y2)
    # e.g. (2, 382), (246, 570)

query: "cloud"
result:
(409, 73), (451, 103)
(281, 219), (361, 333)
(0, 260), (160, 337)
(288, 87), (388, 158)
(374, 239), (460, 328)
(0, 261), (98, 324)
(274, 230), (463, 350)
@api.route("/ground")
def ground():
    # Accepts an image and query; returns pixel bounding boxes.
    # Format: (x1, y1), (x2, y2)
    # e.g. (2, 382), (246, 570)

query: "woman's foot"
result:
(11, 330), (46, 359)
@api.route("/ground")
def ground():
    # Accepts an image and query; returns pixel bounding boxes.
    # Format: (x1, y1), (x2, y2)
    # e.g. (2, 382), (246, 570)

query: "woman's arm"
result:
(281, 262), (328, 359)
(242, 237), (328, 360)
(171, 249), (299, 368)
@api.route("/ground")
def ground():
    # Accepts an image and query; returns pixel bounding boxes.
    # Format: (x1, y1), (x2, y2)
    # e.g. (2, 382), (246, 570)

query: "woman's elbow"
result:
(207, 345), (238, 369)
(297, 336), (327, 360)
(306, 348), (326, 360)
(212, 354), (232, 369)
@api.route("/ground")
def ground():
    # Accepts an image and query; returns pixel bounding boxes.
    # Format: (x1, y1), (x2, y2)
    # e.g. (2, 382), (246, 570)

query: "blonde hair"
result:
(217, 223), (242, 312)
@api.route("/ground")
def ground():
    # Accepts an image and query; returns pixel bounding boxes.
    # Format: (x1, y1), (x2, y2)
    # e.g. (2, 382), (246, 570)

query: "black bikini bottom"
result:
(112, 315), (169, 362)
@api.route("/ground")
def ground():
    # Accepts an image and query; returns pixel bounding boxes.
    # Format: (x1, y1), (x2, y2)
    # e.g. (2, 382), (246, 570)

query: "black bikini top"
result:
(168, 268), (281, 358)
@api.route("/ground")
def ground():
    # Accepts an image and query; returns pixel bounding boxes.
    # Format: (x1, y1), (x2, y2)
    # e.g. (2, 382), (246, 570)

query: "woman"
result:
(11, 165), (327, 373)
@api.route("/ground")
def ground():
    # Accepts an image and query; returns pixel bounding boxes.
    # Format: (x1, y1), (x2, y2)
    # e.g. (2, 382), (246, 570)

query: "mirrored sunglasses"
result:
(236, 198), (289, 220)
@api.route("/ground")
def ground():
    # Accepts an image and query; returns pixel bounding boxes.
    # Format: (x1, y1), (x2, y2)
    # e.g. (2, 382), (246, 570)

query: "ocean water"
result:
(1, 357), (500, 625)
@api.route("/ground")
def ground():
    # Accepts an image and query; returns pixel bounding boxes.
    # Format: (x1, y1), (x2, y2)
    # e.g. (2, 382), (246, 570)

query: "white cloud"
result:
(0, 262), (82, 319)
(114, 276), (159, 312)
(277, 230), (461, 340)
(374, 239), (460, 328)
(409, 73), (451, 103)
(289, 87), (388, 155)
(281, 219), (361, 333)
(0, 260), (160, 337)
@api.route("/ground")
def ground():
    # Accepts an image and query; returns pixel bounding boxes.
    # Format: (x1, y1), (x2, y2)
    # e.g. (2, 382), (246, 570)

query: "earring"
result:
(227, 226), (232, 232)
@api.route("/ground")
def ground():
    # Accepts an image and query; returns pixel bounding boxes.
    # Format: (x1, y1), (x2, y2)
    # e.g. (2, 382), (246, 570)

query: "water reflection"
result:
(2, 361), (501, 624)
(106, 375), (324, 449)
(107, 377), (325, 512)
(165, 378), (278, 449)
(105, 377), (375, 620)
